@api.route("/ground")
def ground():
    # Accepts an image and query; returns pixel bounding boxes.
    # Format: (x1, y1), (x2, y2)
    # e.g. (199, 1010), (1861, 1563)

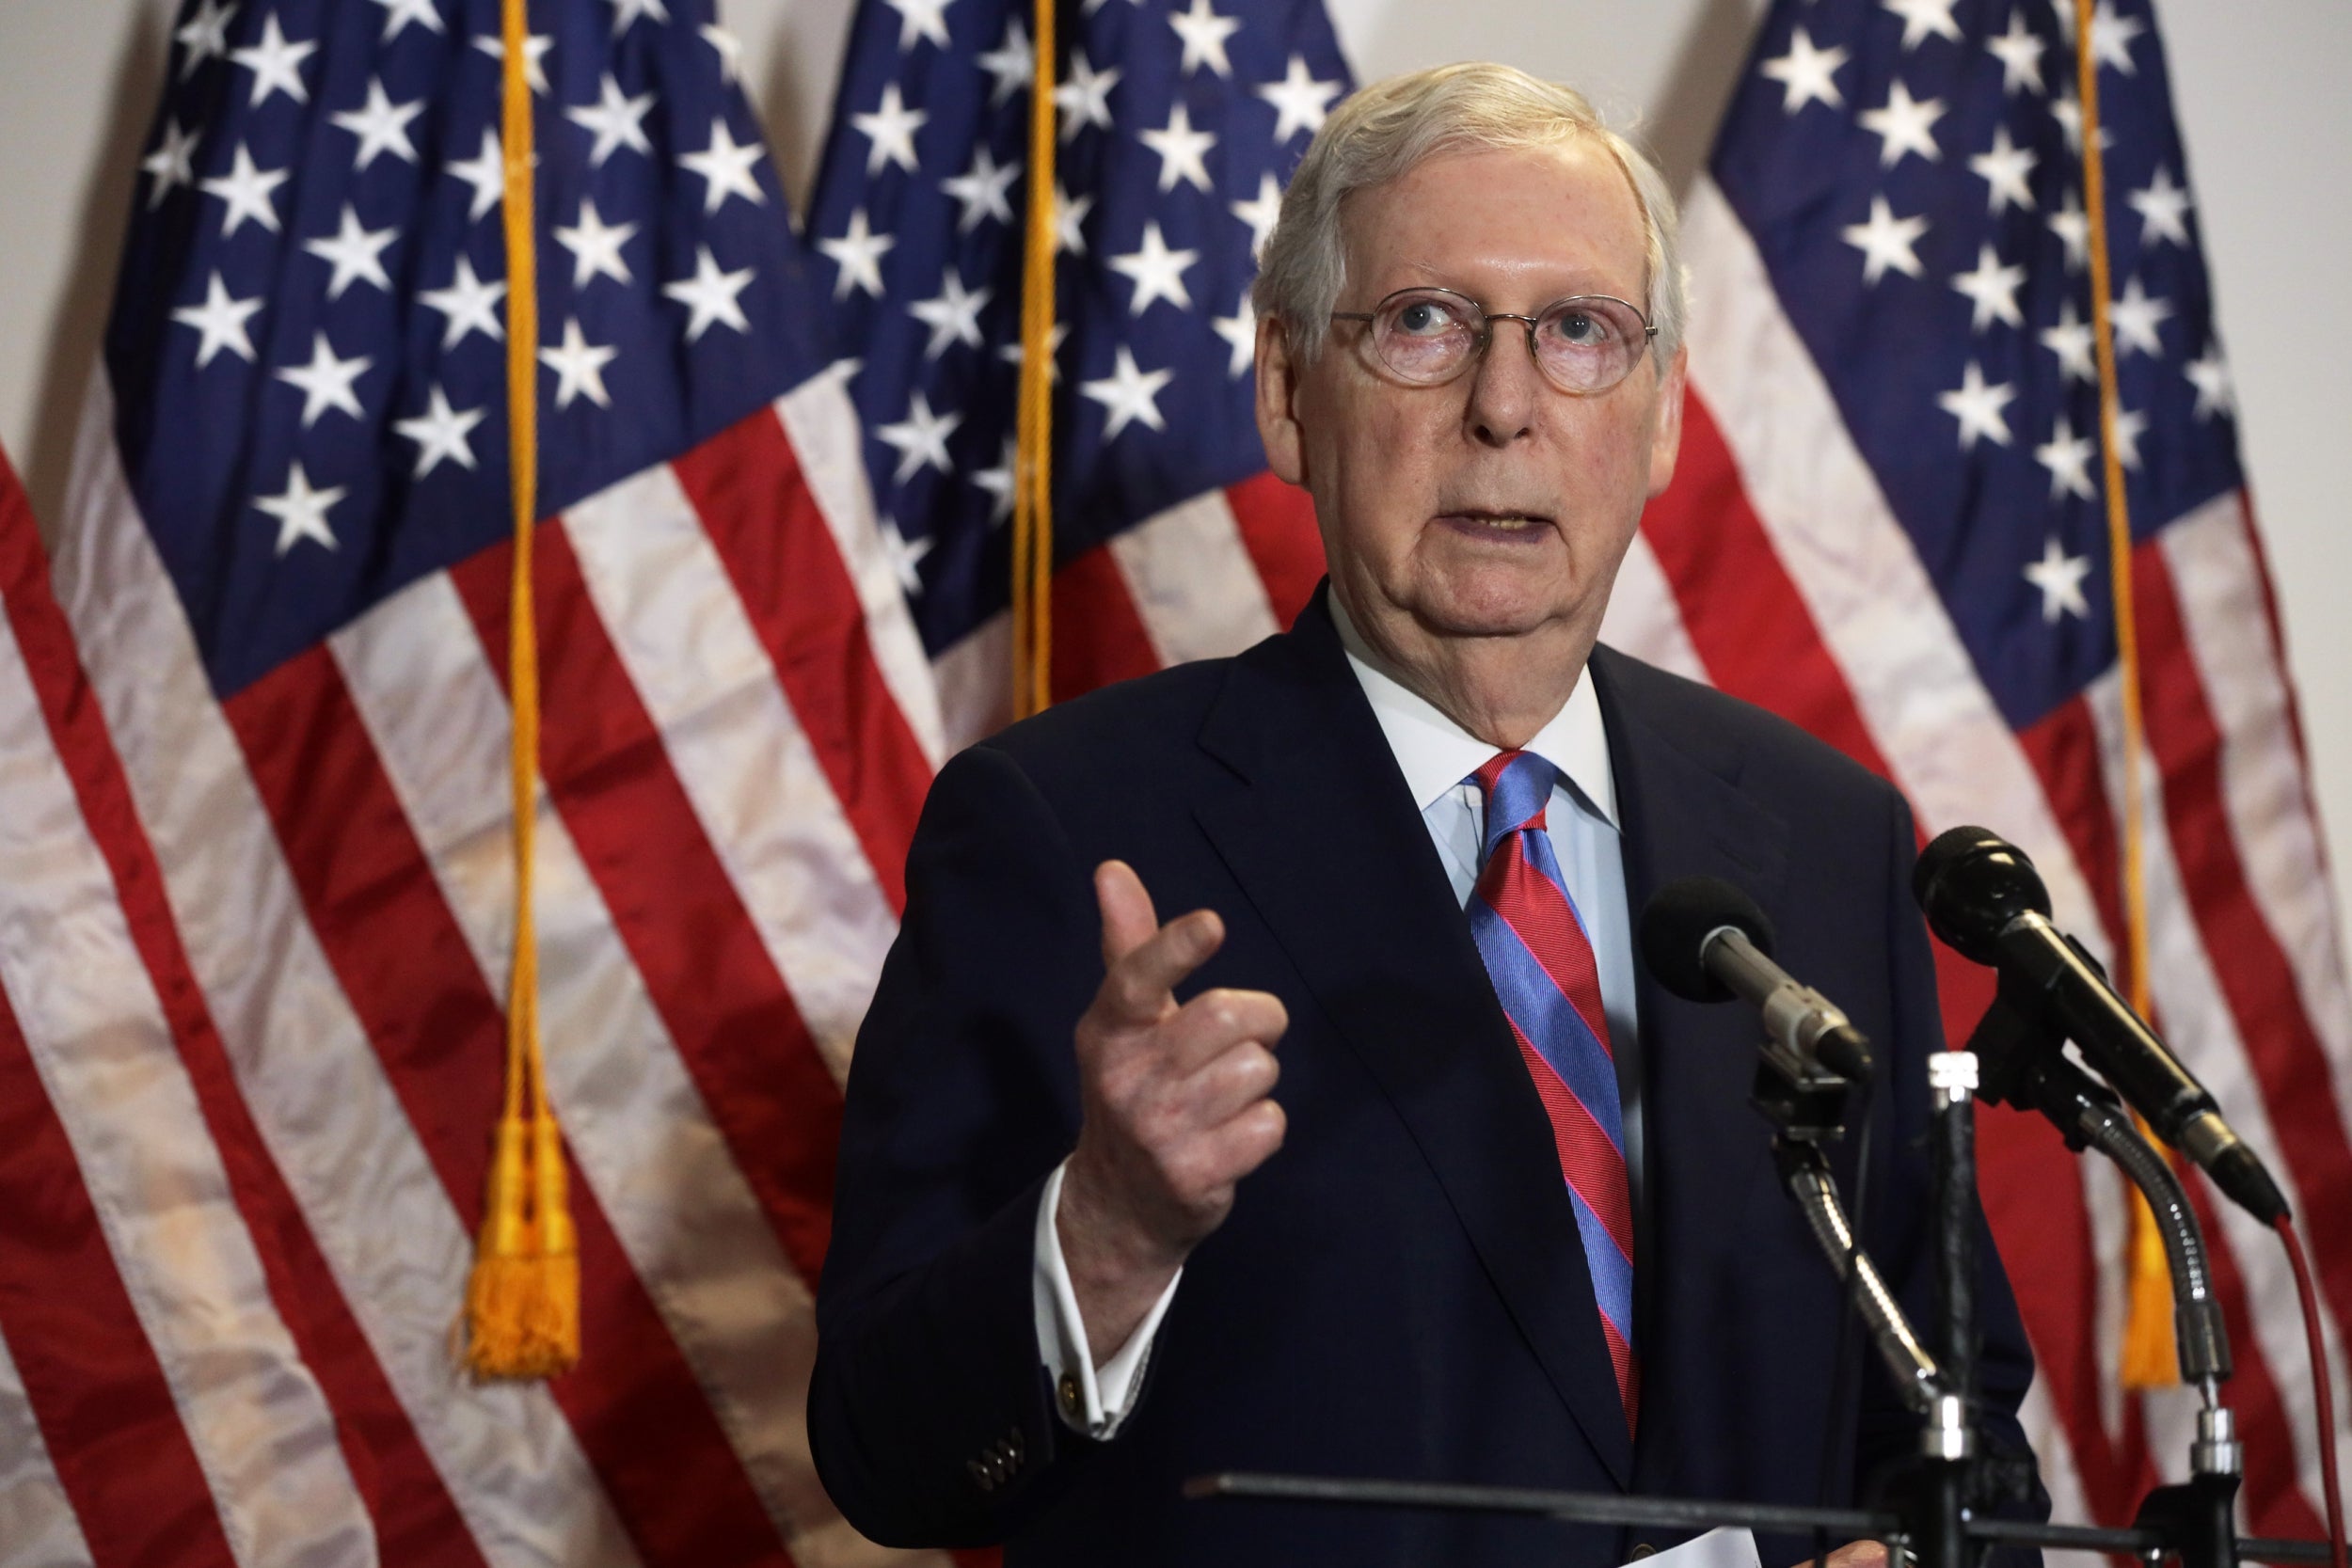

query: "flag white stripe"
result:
(933, 611), (1014, 754)
(1599, 533), (1710, 684)
(562, 463), (899, 1079)
(2018, 1374), (2101, 1568)
(2158, 499), (2352, 1146)
(54, 376), (639, 1568)
(2085, 669), (2349, 1513)
(1108, 489), (1281, 668)
(1681, 178), (2111, 956)
(0, 1317), (94, 1568)
(0, 598), (373, 1567)
(778, 372), (949, 770)
(328, 569), (851, 1551)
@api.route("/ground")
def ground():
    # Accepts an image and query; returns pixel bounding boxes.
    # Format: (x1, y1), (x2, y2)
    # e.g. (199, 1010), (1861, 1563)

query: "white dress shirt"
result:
(1033, 604), (1643, 1438)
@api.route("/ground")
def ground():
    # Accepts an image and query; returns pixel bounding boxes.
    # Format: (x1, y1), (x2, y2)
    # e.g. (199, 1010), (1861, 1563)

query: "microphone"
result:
(1638, 876), (1875, 1083)
(1914, 826), (2289, 1225)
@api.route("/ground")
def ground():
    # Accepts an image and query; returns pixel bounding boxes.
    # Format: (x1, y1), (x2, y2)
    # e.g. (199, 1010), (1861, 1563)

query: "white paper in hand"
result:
(1622, 1527), (1764, 1568)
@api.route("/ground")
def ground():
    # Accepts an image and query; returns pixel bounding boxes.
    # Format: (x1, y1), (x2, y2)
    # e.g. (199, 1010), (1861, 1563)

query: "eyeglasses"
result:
(1329, 286), (1660, 395)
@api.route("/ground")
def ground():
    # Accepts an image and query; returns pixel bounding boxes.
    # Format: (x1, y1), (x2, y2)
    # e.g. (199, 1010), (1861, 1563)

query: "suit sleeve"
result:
(1851, 784), (2052, 1537)
(807, 742), (1117, 1546)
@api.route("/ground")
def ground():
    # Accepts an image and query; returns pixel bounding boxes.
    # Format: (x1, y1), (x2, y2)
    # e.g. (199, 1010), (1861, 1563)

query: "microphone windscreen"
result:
(1912, 825), (2052, 964)
(1638, 876), (1775, 1004)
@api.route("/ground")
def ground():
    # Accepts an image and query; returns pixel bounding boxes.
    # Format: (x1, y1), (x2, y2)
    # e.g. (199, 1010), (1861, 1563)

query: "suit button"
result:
(1057, 1373), (1081, 1419)
(1629, 1545), (1657, 1560)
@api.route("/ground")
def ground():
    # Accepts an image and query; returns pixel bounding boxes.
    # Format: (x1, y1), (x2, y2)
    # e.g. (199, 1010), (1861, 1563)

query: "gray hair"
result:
(1253, 61), (1687, 371)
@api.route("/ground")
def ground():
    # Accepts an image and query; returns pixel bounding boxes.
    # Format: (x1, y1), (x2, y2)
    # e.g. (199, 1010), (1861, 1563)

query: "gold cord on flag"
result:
(1010, 0), (1059, 720)
(2073, 0), (2173, 1390)
(462, 0), (580, 1383)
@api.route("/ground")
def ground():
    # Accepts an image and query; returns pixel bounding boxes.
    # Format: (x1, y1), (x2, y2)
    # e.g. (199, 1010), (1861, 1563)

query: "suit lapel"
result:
(1193, 597), (1637, 1486)
(1587, 648), (1793, 1491)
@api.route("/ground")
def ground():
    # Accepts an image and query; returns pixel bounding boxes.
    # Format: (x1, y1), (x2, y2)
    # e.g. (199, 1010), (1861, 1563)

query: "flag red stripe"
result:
(450, 531), (845, 1289)
(670, 406), (932, 915)
(0, 474), (489, 1565)
(1222, 470), (1326, 630)
(222, 645), (793, 1568)
(1642, 393), (1899, 784)
(0, 977), (236, 1568)
(2133, 544), (2352, 1353)
(2014, 698), (2131, 977)
(1050, 544), (1160, 702)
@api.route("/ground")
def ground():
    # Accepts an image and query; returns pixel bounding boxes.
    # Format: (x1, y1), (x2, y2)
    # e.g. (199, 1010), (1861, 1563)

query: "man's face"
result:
(1257, 140), (1686, 672)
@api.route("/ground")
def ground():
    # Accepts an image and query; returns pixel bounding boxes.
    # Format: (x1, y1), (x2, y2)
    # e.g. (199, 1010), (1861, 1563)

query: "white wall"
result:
(4, 0), (2345, 931)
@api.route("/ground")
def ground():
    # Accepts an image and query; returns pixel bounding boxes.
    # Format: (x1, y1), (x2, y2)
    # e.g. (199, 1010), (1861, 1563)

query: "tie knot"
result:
(1470, 750), (1559, 863)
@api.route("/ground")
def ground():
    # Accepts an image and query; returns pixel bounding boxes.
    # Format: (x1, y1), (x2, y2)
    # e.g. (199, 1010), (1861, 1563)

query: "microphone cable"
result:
(2277, 1214), (2347, 1568)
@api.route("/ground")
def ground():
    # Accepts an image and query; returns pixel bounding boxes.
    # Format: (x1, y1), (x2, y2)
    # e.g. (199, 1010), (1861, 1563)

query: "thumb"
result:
(1096, 860), (1161, 970)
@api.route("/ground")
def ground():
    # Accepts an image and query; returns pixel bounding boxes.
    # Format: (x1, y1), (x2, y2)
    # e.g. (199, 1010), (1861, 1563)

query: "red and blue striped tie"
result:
(1467, 750), (1639, 1431)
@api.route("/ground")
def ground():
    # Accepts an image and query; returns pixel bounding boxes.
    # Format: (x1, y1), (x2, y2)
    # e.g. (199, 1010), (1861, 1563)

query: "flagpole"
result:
(1012, 0), (1059, 720)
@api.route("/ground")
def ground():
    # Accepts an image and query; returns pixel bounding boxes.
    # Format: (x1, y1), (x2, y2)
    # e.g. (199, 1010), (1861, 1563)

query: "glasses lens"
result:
(1533, 297), (1647, 392)
(1371, 290), (1478, 384)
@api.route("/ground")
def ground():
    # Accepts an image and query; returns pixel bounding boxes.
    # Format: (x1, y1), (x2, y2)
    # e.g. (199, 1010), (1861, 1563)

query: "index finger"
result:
(1096, 905), (1226, 1030)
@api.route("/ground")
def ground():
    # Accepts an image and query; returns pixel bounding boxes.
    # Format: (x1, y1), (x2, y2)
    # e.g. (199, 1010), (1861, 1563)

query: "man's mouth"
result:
(1436, 509), (1554, 535)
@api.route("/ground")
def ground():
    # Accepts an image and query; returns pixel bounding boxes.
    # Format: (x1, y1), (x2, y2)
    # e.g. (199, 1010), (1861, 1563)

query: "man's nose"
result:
(1464, 324), (1541, 446)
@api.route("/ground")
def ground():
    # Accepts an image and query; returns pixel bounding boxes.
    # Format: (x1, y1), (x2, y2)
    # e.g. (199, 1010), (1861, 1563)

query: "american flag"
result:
(1601, 0), (2352, 1539)
(804, 0), (1346, 744)
(16, 0), (950, 1561)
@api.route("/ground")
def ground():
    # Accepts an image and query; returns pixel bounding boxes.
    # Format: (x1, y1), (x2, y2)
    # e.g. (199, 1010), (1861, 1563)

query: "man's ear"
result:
(1255, 314), (1308, 485)
(1645, 343), (1689, 499)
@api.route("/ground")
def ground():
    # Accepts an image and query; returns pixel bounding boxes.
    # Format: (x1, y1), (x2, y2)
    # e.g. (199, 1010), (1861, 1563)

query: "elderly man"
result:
(809, 62), (2042, 1565)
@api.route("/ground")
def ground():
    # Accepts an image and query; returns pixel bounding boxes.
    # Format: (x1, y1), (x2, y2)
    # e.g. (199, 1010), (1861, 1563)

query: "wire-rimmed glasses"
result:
(1329, 286), (1660, 395)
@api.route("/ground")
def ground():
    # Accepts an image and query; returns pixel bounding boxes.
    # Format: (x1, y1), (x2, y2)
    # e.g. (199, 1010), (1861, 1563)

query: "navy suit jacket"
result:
(810, 589), (2043, 1563)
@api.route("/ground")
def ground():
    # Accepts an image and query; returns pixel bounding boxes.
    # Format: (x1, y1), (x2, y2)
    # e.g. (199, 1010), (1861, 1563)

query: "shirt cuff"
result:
(1032, 1160), (1182, 1439)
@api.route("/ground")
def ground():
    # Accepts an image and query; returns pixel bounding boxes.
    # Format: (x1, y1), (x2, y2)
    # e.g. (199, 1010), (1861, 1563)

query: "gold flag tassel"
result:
(462, 0), (579, 1382)
(1009, 0), (1060, 721)
(2071, 0), (2173, 1391)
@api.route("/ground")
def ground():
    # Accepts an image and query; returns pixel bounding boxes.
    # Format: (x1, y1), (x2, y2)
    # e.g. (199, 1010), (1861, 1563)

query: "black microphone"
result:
(1914, 826), (2290, 1225)
(1638, 876), (1875, 1082)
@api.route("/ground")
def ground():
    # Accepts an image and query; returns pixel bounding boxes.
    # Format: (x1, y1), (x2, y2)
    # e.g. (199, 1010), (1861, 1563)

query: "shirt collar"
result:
(1329, 592), (1618, 828)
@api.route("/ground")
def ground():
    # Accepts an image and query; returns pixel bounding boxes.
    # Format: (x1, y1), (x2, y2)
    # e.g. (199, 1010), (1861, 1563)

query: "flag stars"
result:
(941, 145), (1020, 233)
(421, 256), (506, 348)
(141, 119), (200, 208)
(1055, 185), (1092, 255)
(663, 245), (755, 342)
(474, 31), (553, 95)
(681, 119), (767, 214)
(230, 13), (316, 106)
(255, 462), (344, 555)
(971, 436), (1017, 524)
(1168, 0), (1242, 79)
(2090, 1), (2145, 74)
(331, 78), (426, 170)
(1858, 80), (1946, 168)
(2051, 89), (2112, 154)
(553, 198), (639, 289)
(393, 385), (485, 477)
(1842, 196), (1929, 285)
(567, 72), (656, 166)
(1985, 10), (2047, 94)
(1084, 345), (1175, 439)
(876, 391), (961, 482)
(540, 319), (619, 409)
(610, 0), (669, 35)
(2047, 191), (2090, 271)
(174, 0), (236, 79)
(274, 332), (373, 428)
(1760, 26), (1848, 113)
(2035, 415), (2097, 499)
(1882, 0), (1961, 51)
(882, 0), (953, 52)
(1141, 102), (1217, 194)
(448, 129), (505, 222)
(820, 209), (895, 299)
(1110, 222), (1200, 315)
(880, 523), (934, 594)
(1257, 55), (1342, 143)
(2129, 166), (2193, 248)
(1056, 54), (1120, 142)
(2040, 300), (2095, 382)
(2024, 538), (2093, 622)
(1215, 292), (1257, 378)
(368, 0), (445, 43)
(910, 270), (992, 357)
(1232, 171), (1281, 257)
(302, 205), (398, 299)
(1936, 361), (2017, 451)
(201, 144), (288, 235)
(1967, 126), (2038, 215)
(976, 18), (1032, 106)
(171, 272), (264, 367)
(1950, 245), (2026, 332)
(996, 322), (1069, 383)
(2111, 406), (2147, 471)
(853, 83), (928, 175)
(2109, 277), (2173, 358)
(701, 22), (745, 81)
(2185, 349), (2234, 420)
